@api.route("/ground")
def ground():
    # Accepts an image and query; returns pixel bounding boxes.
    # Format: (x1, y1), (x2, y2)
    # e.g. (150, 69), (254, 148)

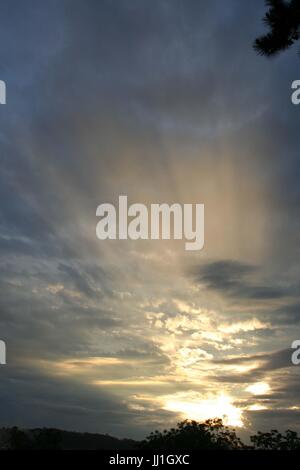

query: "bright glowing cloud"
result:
(178, 347), (214, 366)
(246, 382), (271, 396)
(247, 404), (268, 411)
(219, 319), (271, 334)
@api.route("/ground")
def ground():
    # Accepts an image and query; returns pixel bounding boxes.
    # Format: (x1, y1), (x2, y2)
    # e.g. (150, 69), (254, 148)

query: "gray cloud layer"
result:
(0, 0), (300, 437)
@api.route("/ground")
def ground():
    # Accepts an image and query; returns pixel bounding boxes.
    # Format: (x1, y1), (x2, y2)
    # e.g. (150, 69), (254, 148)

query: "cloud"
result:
(190, 260), (288, 300)
(214, 348), (292, 370)
(213, 348), (295, 387)
(219, 319), (271, 334)
(1, 0), (300, 438)
(274, 302), (300, 325)
(245, 382), (270, 396)
(246, 409), (300, 435)
(0, 363), (175, 437)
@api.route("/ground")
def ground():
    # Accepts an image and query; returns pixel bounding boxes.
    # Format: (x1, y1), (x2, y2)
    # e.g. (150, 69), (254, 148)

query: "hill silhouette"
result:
(0, 427), (138, 450)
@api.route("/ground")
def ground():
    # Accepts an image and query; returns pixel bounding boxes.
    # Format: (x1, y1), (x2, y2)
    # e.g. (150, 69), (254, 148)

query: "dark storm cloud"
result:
(190, 260), (288, 300)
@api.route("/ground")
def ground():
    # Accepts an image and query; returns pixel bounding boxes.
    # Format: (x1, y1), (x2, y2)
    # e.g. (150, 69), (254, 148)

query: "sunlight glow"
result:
(164, 394), (244, 427)
(247, 404), (268, 411)
(246, 382), (270, 396)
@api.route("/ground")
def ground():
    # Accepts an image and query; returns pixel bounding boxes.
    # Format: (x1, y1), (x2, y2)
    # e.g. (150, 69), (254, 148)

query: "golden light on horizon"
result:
(163, 394), (244, 428)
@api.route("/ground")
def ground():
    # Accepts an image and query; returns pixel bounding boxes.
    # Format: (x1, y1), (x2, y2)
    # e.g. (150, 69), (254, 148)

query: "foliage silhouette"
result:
(250, 429), (300, 450)
(254, 0), (300, 57)
(140, 418), (245, 450)
(141, 418), (300, 450)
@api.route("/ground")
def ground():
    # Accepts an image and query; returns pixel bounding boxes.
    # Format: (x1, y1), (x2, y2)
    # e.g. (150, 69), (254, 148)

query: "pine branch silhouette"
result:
(254, 0), (300, 57)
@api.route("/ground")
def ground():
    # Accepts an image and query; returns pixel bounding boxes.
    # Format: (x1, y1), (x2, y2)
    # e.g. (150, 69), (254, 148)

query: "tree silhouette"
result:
(250, 429), (300, 450)
(254, 0), (300, 57)
(140, 419), (246, 450)
(141, 419), (300, 451)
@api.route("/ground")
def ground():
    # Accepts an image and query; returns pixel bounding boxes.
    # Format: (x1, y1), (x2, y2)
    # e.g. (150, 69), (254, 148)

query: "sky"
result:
(0, 0), (300, 439)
